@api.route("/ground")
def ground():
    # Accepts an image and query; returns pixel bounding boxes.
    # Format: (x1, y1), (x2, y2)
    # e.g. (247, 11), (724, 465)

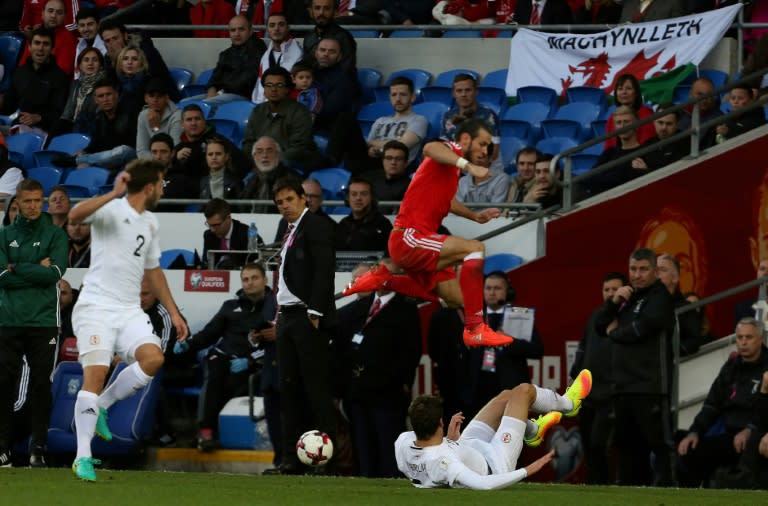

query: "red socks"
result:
(460, 253), (484, 329)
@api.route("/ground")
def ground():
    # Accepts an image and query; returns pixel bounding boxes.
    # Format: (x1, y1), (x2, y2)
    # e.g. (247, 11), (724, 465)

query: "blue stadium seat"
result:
(502, 102), (551, 140)
(0, 34), (24, 92)
(541, 119), (583, 141)
(548, 102), (601, 139)
(358, 101), (393, 138)
(208, 118), (240, 146)
(380, 68), (432, 101)
(349, 30), (380, 38)
(483, 253), (524, 274)
(388, 30), (426, 38)
(577, 142), (604, 156)
(195, 68), (215, 85)
(481, 69), (508, 89)
(214, 100), (255, 131)
(442, 30), (483, 38)
(169, 67), (193, 92)
(496, 30), (515, 38)
(314, 134), (329, 156)
(500, 136), (528, 172)
(673, 85), (691, 104)
(568, 154), (599, 176)
(412, 101), (450, 140)
(6, 132), (45, 169)
(479, 100), (504, 116)
(33, 133), (92, 167)
(566, 86), (608, 112)
(27, 167), (63, 195)
(477, 88), (508, 112)
(62, 167), (110, 196)
(358, 68), (383, 104)
(160, 248), (195, 268)
(536, 137), (578, 157)
(419, 87), (453, 105)
(591, 120), (607, 138)
(600, 104), (616, 121)
(181, 84), (208, 97)
(700, 69), (728, 89)
(433, 69), (480, 88)
(516, 85), (559, 112)
(177, 98), (213, 118)
(500, 121), (535, 146)
(312, 167), (352, 199)
(46, 362), (84, 454)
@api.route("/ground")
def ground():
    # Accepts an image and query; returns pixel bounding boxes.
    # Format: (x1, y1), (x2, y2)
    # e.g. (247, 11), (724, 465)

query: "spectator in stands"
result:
(432, 0), (495, 25)
(47, 186), (71, 228)
(58, 279), (77, 346)
(334, 257), (421, 477)
(136, 78), (182, 160)
(455, 148), (509, 205)
(66, 219), (91, 268)
(175, 104), (251, 195)
(0, 147), (24, 204)
(205, 15), (267, 106)
(683, 291), (718, 345)
(678, 77), (723, 149)
(199, 136), (243, 201)
(313, 37), (368, 173)
(202, 198), (262, 268)
(242, 67), (321, 171)
(2, 196), (19, 227)
(525, 153), (562, 208)
(366, 77), (428, 166)
(590, 106), (648, 194)
(303, 0), (357, 73)
(619, 0), (685, 23)
(605, 74), (655, 149)
(594, 247), (676, 486)
(20, 0), (78, 38)
(273, 177), (336, 242)
(57, 47), (107, 137)
(235, 0), (281, 28)
(440, 74), (501, 170)
(175, 263), (277, 451)
(382, 0), (434, 24)
(364, 140), (411, 212)
(735, 258), (768, 325)
(19, 0), (77, 77)
(73, 8), (106, 80)
(335, 176), (393, 253)
(632, 103), (689, 171)
(115, 46), (151, 115)
(98, 19), (181, 102)
(677, 317), (768, 487)
(741, 33), (768, 95)
(241, 136), (296, 213)
(0, 27), (69, 136)
(252, 12), (304, 104)
(148, 134), (181, 205)
(52, 79), (138, 171)
(189, 0), (235, 39)
(513, 0), (574, 25)
(712, 85), (767, 144)
(572, 0), (622, 24)
(570, 271), (627, 484)
(291, 61), (323, 120)
(347, 262), (376, 300)
(657, 254), (702, 357)
(506, 147), (538, 204)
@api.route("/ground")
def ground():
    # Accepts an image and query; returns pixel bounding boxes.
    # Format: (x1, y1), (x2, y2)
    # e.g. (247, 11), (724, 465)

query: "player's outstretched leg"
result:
(459, 252), (514, 347)
(525, 411), (562, 447)
(341, 263), (392, 296)
(95, 408), (112, 442)
(563, 369), (593, 417)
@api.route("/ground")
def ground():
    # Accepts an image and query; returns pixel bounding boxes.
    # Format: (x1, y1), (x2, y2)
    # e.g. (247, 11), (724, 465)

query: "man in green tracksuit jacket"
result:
(0, 178), (68, 467)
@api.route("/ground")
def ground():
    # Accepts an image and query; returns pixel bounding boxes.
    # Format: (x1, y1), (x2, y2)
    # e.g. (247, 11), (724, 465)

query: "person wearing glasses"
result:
(201, 197), (263, 269)
(242, 66), (321, 173)
(364, 140), (411, 214)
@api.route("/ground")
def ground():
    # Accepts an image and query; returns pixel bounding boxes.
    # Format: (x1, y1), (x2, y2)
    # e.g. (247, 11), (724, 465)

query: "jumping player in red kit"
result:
(344, 119), (514, 347)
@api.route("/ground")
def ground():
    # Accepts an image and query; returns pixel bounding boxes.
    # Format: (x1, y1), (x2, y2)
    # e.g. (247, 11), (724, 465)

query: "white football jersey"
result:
(78, 198), (161, 309)
(394, 432), (489, 489)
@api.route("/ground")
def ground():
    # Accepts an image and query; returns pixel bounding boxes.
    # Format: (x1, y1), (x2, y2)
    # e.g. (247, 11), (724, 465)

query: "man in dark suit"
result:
(202, 198), (263, 269)
(514, 0), (573, 26)
(334, 258), (421, 477)
(273, 178), (335, 243)
(267, 177), (337, 475)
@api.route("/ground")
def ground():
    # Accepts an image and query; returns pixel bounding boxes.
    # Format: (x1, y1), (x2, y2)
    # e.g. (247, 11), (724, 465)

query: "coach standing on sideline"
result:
(265, 177), (336, 476)
(0, 179), (68, 467)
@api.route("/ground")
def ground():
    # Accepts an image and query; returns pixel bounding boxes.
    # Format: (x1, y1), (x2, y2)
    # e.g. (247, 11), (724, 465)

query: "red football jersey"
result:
(394, 141), (462, 233)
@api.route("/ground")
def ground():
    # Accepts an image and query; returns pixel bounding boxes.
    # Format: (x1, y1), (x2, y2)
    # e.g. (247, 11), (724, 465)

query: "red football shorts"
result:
(388, 228), (456, 291)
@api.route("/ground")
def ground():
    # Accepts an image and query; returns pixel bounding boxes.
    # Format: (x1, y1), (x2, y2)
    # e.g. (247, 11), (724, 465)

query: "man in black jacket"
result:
(302, 0), (357, 73)
(267, 177), (336, 475)
(202, 198), (263, 269)
(657, 254), (703, 357)
(594, 247), (676, 486)
(677, 317), (768, 487)
(335, 176), (392, 253)
(334, 258), (421, 477)
(205, 15), (267, 105)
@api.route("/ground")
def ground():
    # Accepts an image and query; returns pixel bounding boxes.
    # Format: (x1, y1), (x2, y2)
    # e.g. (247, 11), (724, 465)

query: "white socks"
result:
(524, 419), (538, 439)
(97, 362), (152, 410)
(530, 385), (573, 414)
(74, 391), (99, 459)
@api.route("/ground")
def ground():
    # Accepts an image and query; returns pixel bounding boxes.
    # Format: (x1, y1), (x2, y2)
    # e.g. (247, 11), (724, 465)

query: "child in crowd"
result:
(290, 61), (322, 121)
(714, 85), (766, 143)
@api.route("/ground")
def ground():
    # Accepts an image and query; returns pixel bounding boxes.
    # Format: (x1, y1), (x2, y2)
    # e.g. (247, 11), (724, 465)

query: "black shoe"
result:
(51, 154), (77, 168)
(29, 445), (46, 468)
(262, 462), (304, 475)
(197, 428), (217, 452)
(0, 448), (10, 468)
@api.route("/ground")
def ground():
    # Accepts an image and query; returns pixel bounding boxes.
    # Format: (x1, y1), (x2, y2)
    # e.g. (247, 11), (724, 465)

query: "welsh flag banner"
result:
(505, 4), (741, 99)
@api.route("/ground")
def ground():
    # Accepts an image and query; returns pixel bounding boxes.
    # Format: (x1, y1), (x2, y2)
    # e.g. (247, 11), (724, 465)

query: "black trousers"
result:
(199, 351), (250, 430)
(345, 395), (405, 478)
(0, 327), (57, 449)
(678, 432), (741, 487)
(614, 394), (676, 486)
(276, 308), (336, 467)
(579, 400), (615, 484)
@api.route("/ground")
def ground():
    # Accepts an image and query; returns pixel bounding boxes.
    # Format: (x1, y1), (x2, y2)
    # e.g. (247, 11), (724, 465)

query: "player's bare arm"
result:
(450, 199), (500, 223)
(68, 172), (130, 225)
(446, 412), (464, 441)
(525, 450), (555, 477)
(145, 266), (189, 341)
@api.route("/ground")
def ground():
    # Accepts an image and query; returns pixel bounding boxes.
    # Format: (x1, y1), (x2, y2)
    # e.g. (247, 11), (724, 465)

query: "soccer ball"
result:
(296, 430), (333, 466)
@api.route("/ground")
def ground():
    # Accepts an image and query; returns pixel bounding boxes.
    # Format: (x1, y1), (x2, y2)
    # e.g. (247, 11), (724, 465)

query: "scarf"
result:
(74, 70), (107, 119)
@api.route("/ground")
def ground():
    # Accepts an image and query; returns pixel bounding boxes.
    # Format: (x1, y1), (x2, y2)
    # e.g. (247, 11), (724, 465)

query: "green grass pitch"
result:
(1, 469), (765, 506)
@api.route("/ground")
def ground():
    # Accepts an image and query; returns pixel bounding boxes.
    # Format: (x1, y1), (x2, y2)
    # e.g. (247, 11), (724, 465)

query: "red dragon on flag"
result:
(560, 50), (677, 96)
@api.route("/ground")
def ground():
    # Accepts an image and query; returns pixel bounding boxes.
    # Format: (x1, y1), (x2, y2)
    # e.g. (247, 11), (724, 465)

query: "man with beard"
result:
(240, 136), (296, 213)
(66, 220), (91, 268)
(252, 12), (304, 104)
(302, 0), (357, 73)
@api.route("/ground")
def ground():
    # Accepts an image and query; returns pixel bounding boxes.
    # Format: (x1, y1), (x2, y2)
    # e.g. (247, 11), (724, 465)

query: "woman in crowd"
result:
(199, 136), (242, 201)
(604, 74), (656, 148)
(57, 47), (107, 136)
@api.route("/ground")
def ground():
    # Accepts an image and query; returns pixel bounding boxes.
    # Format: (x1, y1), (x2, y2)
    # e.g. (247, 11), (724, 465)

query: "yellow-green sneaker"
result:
(564, 369), (593, 417)
(524, 411), (562, 447)
(72, 457), (101, 482)
(95, 407), (112, 442)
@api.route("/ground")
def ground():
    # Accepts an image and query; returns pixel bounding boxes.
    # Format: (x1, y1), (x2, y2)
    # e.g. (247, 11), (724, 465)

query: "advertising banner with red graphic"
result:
(184, 270), (231, 292)
(505, 4), (741, 97)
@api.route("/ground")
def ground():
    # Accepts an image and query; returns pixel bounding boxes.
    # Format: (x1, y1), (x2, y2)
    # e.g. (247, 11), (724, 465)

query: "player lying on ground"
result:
(394, 369), (593, 490)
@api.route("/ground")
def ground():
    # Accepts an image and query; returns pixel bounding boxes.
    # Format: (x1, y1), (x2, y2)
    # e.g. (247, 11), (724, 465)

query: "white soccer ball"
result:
(296, 430), (333, 466)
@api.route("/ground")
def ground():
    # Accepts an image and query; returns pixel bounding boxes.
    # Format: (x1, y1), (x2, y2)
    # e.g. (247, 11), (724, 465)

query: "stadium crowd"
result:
(1, 0), (768, 489)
